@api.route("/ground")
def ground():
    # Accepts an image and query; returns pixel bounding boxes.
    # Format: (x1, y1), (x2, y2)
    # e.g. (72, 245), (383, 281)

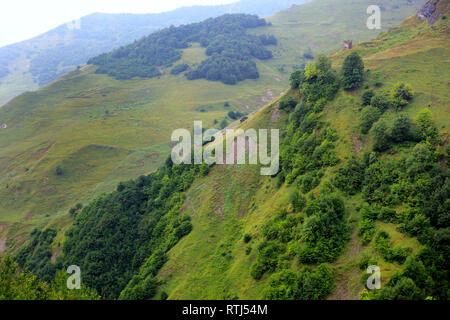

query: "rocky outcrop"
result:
(418, 0), (448, 25)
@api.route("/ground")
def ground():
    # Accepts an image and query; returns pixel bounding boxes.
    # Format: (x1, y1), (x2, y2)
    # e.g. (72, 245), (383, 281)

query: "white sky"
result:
(0, 0), (237, 47)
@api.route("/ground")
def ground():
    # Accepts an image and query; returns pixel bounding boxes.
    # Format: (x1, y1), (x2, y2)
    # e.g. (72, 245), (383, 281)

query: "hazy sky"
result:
(0, 0), (237, 47)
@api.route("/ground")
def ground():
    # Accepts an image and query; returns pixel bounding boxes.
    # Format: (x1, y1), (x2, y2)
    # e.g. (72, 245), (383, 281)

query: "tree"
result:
(361, 89), (375, 106)
(55, 165), (63, 176)
(290, 69), (305, 89)
(391, 113), (412, 142)
(370, 94), (389, 113)
(279, 97), (297, 112)
(371, 121), (390, 152)
(415, 108), (439, 143)
(342, 52), (364, 90)
(390, 82), (414, 110)
(360, 106), (381, 134)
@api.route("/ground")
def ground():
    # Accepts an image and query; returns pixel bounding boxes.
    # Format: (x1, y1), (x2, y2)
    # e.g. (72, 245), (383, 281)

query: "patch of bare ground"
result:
(0, 236), (7, 253)
(271, 103), (281, 123)
(328, 229), (364, 300)
(51, 248), (62, 263)
(351, 134), (363, 155)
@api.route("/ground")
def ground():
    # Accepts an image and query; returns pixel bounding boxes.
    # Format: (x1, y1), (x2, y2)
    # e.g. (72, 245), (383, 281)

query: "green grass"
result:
(0, 0), (424, 242)
(155, 8), (448, 300)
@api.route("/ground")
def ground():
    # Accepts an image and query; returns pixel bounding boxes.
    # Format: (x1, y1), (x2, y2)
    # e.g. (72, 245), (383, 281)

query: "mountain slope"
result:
(0, 0), (426, 253)
(155, 3), (449, 300)
(0, 0), (310, 107)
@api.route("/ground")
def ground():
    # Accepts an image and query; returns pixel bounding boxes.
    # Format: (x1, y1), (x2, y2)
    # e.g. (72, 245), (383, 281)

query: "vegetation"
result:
(170, 63), (190, 75)
(390, 82), (414, 110)
(0, 255), (100, 300)
(15, 228), (61, 283)
(61, 159), (210, 299)
(264, 264), (334, 300)
(341, 52), (364, 90)
(0, 0), (446, 301)
(89, 14), (276, 84)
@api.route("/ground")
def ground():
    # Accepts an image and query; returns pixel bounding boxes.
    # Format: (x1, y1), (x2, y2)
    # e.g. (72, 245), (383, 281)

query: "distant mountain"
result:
(0, 0), (310, 106)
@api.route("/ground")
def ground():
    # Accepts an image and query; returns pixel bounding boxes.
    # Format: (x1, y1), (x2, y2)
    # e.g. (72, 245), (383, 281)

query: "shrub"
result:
(378, 207), (398, 223)
(160, 291), (169, 300)
(170, 63), (189, 75)
(250, 263), (265, 280)
(290, 69), (305, 89)
(55, 165), (63, 176)
(390, 82), (414, 110)
(342, 52), (365, 90)
(370, 94), (389, 113)
(360, 106), (381, 134)
(391, 114), (412, 142)
(415, 108), (439, 143)
(371, 121), (390, 152)
(361, 89), (375, 106)
(243, 234), (252, 243)
(279, 97), (297, 112)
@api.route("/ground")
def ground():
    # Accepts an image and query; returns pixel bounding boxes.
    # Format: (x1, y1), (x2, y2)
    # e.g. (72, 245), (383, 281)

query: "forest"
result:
(88, 14), (276, 84)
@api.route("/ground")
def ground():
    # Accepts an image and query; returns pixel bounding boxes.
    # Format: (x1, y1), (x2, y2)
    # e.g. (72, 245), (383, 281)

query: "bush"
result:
(390, 83), (414, 110)
(361, 89), (375, 106)
(333, 156), (365, 195)
(279, 97), (297, 112)
(290, 69), (305, 89)
(378, 207), (398, 223)
(55, 165), (63, 176)
(160, 291), (169, 300)
(370, 94), (389, 113)
(170, 63), (189, 75)
(243, 234), (252, 243)
(371, 121), (390, 152)
(341, 52), (364, 90)
(415, 108), (439, 143)
(391, 114), (412, 142)
(250, 262), (265, 280)
(360, 106), (381, 134)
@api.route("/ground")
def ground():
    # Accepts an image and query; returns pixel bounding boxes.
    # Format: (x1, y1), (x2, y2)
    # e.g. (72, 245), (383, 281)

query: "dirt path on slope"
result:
(327, 228), (364, 300)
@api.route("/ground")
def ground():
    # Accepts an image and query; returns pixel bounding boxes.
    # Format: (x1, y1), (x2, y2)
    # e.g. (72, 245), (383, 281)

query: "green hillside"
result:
(0, 0), (426, 254)
(0, 0), (310, 107)
(155, 4), (449, 300)
(1, 0), (448, 301)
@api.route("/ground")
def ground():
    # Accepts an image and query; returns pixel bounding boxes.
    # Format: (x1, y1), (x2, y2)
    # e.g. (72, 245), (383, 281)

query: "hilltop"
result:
(0, 0), (310, 107)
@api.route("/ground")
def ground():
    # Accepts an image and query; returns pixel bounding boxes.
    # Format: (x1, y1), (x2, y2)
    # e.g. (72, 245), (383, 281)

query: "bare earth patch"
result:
(0, 236), (7, 253)
(271, 104), (281, 123)
(351, 134), (363, 155)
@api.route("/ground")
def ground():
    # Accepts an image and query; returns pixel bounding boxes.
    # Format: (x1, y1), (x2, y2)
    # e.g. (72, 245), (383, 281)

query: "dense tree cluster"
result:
(61, 160), (210, 299)
(15, 228), (61, 283)
(248, 57), (350, 297)
(89, 14), (276, 84)
(264, 264), (334, 300)
(0, 255), (99, 300)
(335, 101), (448, 299)
(279, 56), (340, 186)
(12, 157), (210, 300)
